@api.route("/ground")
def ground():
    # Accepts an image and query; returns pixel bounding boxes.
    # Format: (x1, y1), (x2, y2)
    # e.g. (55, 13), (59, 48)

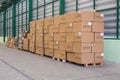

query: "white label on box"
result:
(88, 22), (92, 26)
(100, 33), (104, 37)
(41, 33), (43, 36)
(100, 14), (104, 18)
(101, 53), (104, 57)
(51, 33), (53, 36)
(78, 32), (81, 36)
(56, 41), (59, 44)
(69, 23), (73, 27)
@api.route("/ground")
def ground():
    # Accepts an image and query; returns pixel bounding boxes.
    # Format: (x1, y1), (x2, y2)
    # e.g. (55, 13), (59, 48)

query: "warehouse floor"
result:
(0, 43), (120, 80)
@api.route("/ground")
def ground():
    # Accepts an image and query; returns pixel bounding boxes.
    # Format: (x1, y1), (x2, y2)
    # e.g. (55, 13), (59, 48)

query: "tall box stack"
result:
(23, 32), (30, 50)
(35, 20), (44, 56)
(29, 21), (36, 52)
(44, 18), (54, 57)
(65, 11), (104, 66)
(53, 15), (66, 61)
(93, 12), (104, 66)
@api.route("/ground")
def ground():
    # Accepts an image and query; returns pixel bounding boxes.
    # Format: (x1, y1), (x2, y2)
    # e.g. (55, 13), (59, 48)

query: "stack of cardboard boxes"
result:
(23, 33), (30, 50)
(29, 21), (36, 52)
(65, 11), (104, 66)
(44, 18), (54, 57)
(25, 11), (104, 66)
(53, 15), (67, 61)
(6, 37), (16, 48)
(35, 20), (44, 56)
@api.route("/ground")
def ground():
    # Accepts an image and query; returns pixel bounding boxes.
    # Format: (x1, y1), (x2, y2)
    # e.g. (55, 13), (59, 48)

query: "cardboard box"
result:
(54, 33), (66, 41)
(74, 53), (94, 64)
(23, 39), (29, 50)
(53, 24), (59, 32)
(95, 33), (104, 42)
(65, 11), (94, 22)
(66, 23), (73, 32)
(65, 12), (81, 22)
(94, 53), (104, 63)
(66, 42), (73, 52)
(73, 21), (92, 32)
(92, 43), (104, 53)
(92, 22), (104, 32)
(54, 49), (66, 60)
(54, 15), (66, 24)
(74, 32), (94, 42)
(67, 52), (75, 62)
(45, 48), (54, 57)
(59, 23), (67, 32)
(80, 11), (94, 21)
(66, 33), (74, 42)
(36, 47), (44, 55)
(95, 12), (104, 22)
(54, 41), (66, 50)
(73, 43), (92, 53)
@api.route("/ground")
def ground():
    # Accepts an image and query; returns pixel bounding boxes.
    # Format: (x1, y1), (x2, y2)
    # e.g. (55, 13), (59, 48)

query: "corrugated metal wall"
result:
(0, 0), (120, 42)
(0, 12), (4, 37)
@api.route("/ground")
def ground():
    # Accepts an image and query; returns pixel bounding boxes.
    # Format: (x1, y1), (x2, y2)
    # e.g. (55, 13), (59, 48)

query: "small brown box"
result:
(54, 33), (66, 41)
(95, 12), (104, 22)
(73, 43), (92, 53)
(54, 49), (66, 60)
(92, 22), (104, 32)
(54, 41), (66, 50)
(54, 15), (66, 24)
(73, 22), (92, 32)
(95, 33), (104, 42)
(74, 53), (94, 64)
(65, 12), (81, 23)
(45, 48), (54, 57)
(92, 43), (104, 53)
(94, 53), (104, 63)
(67, 52), (75, 62)
(74, 32), (94, 42)
(80, 11), (95, 21)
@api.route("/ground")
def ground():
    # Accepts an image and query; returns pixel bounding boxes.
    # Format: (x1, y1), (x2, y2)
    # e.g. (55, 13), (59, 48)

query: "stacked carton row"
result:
(27, 11), (104, 66)
(35, 20), (44, 56)
(64, 12), (104, 66)
(6, 37), (16, 48)
(23, 33), (30, 50)
(29, 21), (36, 52)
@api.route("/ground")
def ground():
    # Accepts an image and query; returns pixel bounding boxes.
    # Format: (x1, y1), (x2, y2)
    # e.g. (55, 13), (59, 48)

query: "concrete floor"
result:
(0, 44), (120, 80)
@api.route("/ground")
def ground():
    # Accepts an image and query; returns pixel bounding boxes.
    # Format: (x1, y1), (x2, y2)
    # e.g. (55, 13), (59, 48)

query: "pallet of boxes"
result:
(64, 11), (104, 67)
(35, 20), (44, 56)
(6, 37), (16, 48)
(21, 11), (104, 67)
(23, 32), (30, 51)
(18, 31), (29, 50)
(29, 21), (36, 53)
